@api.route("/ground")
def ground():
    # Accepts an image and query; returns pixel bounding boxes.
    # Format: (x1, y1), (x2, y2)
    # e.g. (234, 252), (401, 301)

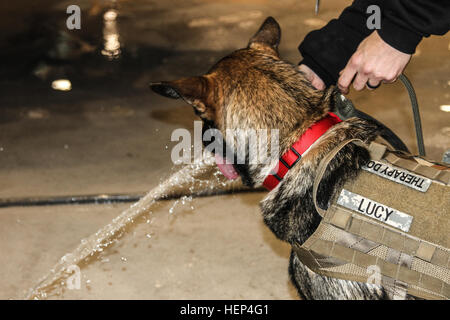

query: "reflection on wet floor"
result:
(51, 79), (72, 91)
(101, 9), (121, 60)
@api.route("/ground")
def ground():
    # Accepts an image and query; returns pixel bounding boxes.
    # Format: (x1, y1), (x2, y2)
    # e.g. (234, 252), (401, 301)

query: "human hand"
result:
(338, 31), (412, 94)
(298, 64), (326, 90)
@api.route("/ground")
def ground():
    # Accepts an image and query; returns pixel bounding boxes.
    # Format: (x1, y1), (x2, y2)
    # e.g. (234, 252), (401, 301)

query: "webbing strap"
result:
(312, 138), (365, 217)
(329, 207), (450, 269)
(384, 248), (411, 299)
(303, 237), (448, 299)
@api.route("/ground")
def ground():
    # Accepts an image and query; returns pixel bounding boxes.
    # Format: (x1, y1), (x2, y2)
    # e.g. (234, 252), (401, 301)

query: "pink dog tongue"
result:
(215, 154), (239, 180)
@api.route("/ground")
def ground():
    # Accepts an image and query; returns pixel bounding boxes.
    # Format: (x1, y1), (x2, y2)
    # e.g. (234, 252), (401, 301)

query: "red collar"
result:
(263, 112), (342, 190)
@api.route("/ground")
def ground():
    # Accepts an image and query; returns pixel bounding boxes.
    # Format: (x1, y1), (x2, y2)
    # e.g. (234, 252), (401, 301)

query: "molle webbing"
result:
(295, 141), (450, 300)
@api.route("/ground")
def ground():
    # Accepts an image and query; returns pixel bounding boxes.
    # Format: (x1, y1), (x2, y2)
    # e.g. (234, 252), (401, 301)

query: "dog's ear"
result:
(248, 16), (281, 54)
(150, 76), (210, 113)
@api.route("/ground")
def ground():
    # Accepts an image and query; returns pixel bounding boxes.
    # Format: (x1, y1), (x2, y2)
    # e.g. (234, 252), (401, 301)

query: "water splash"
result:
(25, 162), (248, 299)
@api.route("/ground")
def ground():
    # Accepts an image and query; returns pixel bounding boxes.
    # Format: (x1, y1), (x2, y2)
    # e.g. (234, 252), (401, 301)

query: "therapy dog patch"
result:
(362, 160), (431, 192)
(337, 189), (413, 232)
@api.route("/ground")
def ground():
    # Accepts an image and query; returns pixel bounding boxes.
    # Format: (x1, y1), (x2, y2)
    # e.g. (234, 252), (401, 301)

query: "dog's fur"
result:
(151, 17), (417, 299)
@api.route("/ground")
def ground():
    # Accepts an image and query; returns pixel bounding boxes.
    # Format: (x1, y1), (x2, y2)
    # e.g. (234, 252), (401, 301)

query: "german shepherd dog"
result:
(151, 17), (415, 299)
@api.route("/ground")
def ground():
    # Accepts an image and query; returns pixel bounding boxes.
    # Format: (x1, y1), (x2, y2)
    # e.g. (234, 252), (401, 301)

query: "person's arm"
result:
(299, 0), (450, 91)
(298, 0), (376, 88)
(378, 0), (450, 54)
(338, 0), (450, 93)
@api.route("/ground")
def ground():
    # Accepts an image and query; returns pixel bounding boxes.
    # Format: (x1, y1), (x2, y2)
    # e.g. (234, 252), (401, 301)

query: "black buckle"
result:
(273, 147), (302, 181)
(279, 147), (302, 169)
(290, 147), (302, 167)
(272, 173), (282, 181)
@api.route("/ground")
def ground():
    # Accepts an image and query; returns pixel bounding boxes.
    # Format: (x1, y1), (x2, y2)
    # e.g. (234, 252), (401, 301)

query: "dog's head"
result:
(151, 17), (334, 187)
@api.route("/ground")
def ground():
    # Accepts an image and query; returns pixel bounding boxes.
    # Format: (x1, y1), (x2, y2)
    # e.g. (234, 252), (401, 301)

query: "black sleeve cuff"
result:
(377, 17), (423, 54)
(298, 56), (336, 88)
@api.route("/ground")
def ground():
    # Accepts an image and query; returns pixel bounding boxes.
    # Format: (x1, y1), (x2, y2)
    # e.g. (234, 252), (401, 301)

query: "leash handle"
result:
(333, 94), (410, 153)
(312, 138), (365, 217)
(398, 74), (426, 157)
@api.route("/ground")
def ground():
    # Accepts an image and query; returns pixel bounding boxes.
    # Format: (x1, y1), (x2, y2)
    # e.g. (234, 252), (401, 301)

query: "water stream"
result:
(25, 161), (248, 299)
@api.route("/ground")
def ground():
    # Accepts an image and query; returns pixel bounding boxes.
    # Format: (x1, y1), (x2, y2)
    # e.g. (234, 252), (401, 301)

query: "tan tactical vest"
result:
(293, 140), (450, 300)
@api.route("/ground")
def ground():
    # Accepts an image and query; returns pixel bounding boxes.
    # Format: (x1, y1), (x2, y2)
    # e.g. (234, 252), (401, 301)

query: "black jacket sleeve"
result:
(378, 0), (450, 54)
(298, 0), (450, 87)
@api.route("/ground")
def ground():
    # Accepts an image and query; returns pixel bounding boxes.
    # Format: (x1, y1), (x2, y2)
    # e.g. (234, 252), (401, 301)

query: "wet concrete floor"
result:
(0, 0), (448, 299)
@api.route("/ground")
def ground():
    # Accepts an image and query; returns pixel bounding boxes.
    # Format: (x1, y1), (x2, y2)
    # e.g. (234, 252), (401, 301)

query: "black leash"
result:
(398, 74), (426, 156)
(333, 73), (426, 156)
(333, 93), (410, 153)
